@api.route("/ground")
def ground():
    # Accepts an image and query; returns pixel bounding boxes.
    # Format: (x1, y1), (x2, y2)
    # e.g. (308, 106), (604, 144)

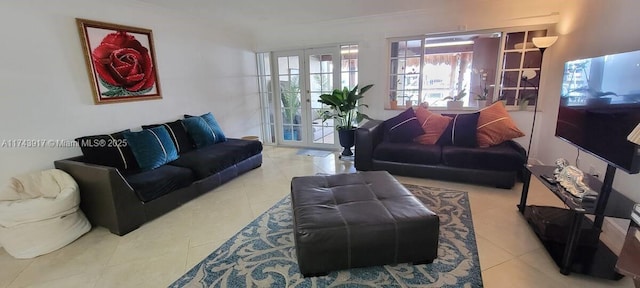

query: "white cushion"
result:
(0, 169), (91, 258)
(0, 169), (76, 200)
(0, 170), (80, 227)
(0, 210), (90, 259)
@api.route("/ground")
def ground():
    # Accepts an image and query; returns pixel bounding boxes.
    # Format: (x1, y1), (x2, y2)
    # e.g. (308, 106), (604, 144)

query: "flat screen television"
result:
(556, 49), (640, 174)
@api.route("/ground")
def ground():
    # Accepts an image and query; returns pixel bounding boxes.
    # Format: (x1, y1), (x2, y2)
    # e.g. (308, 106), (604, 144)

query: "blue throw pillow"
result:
(200, 113), (226, 142)
(384, 108), (424, 143)
(123, 126), (179, 170)
(437, 112), (481, 147)
(142, 120), (195, 154)
(183, 112), (227, 147)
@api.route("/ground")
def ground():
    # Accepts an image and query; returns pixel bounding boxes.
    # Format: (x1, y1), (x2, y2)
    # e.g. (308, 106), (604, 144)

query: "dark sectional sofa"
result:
(54, 138), (262, 235)
(355, 119), (526, 188)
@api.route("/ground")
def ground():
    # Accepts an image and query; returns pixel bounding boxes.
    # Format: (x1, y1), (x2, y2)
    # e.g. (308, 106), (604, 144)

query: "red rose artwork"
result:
(92, 31), (156, 96)
(77, 19), (161, 104)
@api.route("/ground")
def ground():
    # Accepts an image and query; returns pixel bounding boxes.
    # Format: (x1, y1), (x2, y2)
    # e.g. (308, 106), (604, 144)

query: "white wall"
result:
(534, 0), (640, 203)
(0, 1), (260, 185)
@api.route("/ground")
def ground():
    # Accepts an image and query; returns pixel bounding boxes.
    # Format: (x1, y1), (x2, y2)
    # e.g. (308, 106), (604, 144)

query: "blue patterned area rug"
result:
(170, 184), (482, 287)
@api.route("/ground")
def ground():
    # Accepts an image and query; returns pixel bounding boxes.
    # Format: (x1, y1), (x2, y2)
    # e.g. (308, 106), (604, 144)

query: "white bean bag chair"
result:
(0, 169), (91, 258)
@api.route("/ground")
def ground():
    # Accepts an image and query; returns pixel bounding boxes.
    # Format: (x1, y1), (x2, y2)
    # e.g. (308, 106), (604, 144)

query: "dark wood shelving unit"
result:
(518, 164), (635, 279)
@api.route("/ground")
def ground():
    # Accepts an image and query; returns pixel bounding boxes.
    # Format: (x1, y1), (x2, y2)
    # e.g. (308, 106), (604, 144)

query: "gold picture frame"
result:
(76, 18), (162, 104)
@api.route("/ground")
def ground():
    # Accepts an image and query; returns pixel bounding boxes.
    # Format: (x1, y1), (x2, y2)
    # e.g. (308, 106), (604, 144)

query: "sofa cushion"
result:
(384, 108), (424, 143)
(441, 141), (526, 171)
(123, 126), (179, 171)
(373, 141), (441, 165)
(124, 165), (195, 202)
(477, 102), (525, 147)
(216, 138), (263, 155)
(168, 139), (262, 179)
(414, 106), (452, 145)
(142, 120), (195, 154)
(183, 113), (226, 147)
(75, 130), (139, 172)
(438, 112), (480, 147)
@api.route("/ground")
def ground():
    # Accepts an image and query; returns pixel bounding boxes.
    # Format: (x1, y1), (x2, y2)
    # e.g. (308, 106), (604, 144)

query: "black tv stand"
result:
(518, 164), (634, 279)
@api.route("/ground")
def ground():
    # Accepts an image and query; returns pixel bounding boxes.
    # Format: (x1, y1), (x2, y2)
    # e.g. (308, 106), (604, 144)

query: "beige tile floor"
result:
(0, 146), (634, 287)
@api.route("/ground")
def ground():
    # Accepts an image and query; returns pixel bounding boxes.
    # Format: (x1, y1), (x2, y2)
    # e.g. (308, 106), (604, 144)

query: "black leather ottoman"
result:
(291, 171), (439, 277)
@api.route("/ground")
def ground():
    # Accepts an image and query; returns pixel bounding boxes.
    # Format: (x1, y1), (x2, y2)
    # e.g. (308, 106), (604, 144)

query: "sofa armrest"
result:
(505, 140), (527, 159)
(504, 140), (528, 181)
(355, 119), (384, 171)
(54, 157), (145, 235)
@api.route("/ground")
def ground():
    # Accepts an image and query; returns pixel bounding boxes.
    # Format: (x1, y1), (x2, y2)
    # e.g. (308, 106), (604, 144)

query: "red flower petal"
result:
(101, 32), (135, 48)
(91, 31), (156, 92)
(93, 61), (118, 86)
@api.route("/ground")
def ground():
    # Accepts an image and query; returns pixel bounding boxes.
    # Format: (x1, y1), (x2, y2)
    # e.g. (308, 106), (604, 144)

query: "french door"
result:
(273, 48), (340, 148)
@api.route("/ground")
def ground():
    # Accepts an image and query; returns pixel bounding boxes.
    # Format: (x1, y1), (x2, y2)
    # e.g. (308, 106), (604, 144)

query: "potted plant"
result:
(444, 86), (466, 110)
(389, 93), (398, 109)
(519, 71), (539, 110)
(318, 84), (373, 156)
(474, 69), (490, 108)
(518, 90), (537, 110)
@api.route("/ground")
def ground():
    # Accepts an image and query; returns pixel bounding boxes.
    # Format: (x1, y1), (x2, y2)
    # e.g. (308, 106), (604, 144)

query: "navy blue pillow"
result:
(142, 120), (195, 154)
(75, 130), (139, 172)
(123, 126), (179, 171)
(384, 108), (424, 143)
(437, 112), (481, 147)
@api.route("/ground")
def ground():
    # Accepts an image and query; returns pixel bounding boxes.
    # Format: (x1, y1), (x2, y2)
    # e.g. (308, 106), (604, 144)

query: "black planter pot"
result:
(338, 129), (356, 156)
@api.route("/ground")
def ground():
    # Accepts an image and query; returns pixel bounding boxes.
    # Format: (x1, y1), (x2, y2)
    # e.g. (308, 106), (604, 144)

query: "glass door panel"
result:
(274, 53), (304, 144)
(272, 48), (341, 148)
(307, 51), (336, 146)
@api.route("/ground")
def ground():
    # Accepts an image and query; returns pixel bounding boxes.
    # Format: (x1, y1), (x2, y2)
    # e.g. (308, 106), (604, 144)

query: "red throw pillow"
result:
(414, 106), (452, 145)
(477, 102), (525, 147)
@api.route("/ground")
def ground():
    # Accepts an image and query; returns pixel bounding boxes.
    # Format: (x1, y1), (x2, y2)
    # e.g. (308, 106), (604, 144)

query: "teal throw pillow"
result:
(201, 113), (227, 142)
(183, 112), (227, 148)
(123, 126), (178, 170)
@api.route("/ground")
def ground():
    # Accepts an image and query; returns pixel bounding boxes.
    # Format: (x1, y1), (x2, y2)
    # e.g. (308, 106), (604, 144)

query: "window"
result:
(388, 27), (550, 109)
(256, 52), (276, 144)
(341, 44), (359, 89)
(499, 30), (547, 108)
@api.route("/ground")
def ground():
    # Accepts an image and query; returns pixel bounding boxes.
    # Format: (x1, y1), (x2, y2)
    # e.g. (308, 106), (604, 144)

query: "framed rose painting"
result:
(76, 18), (161, 104)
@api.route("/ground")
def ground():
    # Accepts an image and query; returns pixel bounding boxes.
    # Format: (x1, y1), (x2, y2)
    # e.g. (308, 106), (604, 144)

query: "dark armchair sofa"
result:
(355, 119), (526, 188)
(54, 138), (262, 235)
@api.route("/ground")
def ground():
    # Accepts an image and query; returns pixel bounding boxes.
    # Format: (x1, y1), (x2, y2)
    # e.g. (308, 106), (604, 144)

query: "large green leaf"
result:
(359, 84), (374, 95)
(98, 78), (153, 97)
(316, 83), (375, 130)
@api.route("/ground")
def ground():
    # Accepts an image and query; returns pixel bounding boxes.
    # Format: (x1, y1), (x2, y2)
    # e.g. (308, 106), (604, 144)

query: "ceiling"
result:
(138, 0), (450, 35)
